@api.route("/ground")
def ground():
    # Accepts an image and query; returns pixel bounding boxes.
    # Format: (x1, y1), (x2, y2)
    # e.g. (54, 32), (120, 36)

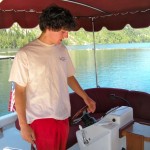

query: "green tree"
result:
(0, 23), (150, 49)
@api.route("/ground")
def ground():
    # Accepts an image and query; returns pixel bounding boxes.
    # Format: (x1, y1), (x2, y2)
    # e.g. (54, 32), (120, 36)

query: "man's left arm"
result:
(67, 76), (96, 113)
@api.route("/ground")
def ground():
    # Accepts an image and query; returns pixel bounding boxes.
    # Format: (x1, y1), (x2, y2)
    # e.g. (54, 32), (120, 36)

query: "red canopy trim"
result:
(0, 10), (149, 30)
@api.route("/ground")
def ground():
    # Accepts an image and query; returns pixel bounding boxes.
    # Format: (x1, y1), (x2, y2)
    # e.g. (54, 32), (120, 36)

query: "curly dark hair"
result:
(39, 5), (76, 31)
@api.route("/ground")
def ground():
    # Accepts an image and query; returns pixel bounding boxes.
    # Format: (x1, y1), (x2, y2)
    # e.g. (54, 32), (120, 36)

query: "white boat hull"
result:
(0, 113), (150, 150)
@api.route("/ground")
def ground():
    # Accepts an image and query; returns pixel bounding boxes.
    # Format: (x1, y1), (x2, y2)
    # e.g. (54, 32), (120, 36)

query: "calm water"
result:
(0, 45), (150, 116)
(69, 48), (150, 91)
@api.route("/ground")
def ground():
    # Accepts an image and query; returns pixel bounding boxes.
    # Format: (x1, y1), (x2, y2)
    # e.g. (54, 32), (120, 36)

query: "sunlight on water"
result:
(69, 48), (150, 92)
(0, 59), (12, 116)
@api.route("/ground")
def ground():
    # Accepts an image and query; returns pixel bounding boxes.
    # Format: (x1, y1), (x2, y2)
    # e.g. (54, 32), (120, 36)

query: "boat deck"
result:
(0, 123), (150, 150)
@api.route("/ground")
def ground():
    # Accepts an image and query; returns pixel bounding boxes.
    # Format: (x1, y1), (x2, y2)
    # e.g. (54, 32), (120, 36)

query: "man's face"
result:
(47, 29), (68, 44)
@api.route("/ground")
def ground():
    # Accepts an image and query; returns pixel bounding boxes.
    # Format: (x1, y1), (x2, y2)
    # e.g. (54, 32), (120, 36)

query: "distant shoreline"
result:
(0, 43), (149, 53)
(67, 42), (150, 50)
(0, 56), (14, 60)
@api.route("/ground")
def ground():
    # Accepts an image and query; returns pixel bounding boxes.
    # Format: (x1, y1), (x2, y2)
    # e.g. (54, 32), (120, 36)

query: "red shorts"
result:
(30, 118), (69, 150)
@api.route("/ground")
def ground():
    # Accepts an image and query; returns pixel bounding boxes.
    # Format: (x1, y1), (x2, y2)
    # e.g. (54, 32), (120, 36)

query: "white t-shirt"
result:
(9, 39), (75, 124)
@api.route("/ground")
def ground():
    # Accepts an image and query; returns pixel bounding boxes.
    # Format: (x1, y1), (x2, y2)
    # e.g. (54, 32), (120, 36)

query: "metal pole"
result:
(92, 18), (100, 88)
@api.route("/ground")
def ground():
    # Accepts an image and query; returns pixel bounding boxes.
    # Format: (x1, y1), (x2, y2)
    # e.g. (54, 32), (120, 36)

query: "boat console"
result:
(75, 106), (133, 150)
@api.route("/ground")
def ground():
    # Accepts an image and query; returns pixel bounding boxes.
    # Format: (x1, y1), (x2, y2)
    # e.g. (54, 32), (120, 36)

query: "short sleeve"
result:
(9, 50), (29, 87)
(66, 50), (75, 77)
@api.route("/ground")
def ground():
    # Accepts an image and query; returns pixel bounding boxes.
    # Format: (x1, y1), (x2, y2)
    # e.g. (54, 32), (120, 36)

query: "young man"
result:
(9, 5), (96, 150)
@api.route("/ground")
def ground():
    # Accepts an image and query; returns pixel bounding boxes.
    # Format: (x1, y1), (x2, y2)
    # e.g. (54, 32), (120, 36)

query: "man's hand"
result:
(20, 124), (36, 144)
(84, 96), (96, 113)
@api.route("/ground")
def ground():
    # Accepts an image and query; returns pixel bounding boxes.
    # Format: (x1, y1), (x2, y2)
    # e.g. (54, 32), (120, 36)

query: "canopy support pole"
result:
(92, 18), (100, 88)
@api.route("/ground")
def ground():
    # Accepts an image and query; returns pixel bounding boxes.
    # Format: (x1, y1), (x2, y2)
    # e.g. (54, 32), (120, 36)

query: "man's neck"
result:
(38, 33), (54, 45)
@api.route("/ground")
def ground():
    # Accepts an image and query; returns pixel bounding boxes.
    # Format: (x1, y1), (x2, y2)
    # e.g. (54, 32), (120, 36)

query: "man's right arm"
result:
(15, 83), (35, 144)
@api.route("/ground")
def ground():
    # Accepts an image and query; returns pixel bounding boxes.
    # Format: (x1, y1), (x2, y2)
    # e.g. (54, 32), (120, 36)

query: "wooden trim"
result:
(120, 122), (150, 150)
(119, 120), (134, 138)
(126, 132), (144, 150)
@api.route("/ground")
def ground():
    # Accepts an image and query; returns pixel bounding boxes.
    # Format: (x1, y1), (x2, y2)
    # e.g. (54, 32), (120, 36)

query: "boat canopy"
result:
(0, 0), (150, 31)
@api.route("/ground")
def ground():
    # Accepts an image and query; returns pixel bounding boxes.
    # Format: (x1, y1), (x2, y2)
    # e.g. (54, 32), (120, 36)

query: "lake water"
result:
(0, 43), (150, 117)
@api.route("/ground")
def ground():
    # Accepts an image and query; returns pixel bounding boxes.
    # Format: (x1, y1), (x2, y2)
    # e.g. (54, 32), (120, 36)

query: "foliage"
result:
(64, 25), (150, 45)
(0, 23), (150, 49)
(0, 24), (40, 49)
